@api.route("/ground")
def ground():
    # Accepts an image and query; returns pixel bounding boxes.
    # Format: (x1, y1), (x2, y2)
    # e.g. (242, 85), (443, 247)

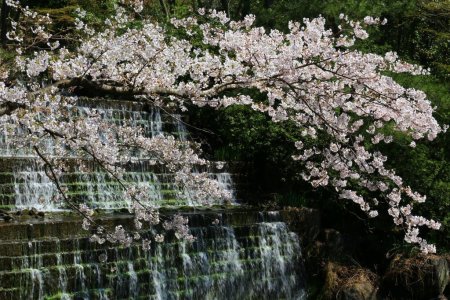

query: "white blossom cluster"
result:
(0, 2), (445, 253)
(163, 214), (196, 242)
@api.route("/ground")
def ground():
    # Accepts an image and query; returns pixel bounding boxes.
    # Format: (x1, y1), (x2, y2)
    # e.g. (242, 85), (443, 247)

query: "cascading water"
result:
(0, 99), (307, 299)
(172, 114), (187, 141)
(30, 269), (44, 300)
(0, 99), (236, 210)
(13, 162), (58, 211)
(214, 173), (236, 201)
(56, 241), (70, 299)
(0, 211), (307, 299)
(171, 115), (237, 205)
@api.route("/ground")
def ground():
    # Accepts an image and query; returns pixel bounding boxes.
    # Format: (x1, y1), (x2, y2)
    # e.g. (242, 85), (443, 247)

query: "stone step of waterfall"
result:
(0, 178), (180, 189)
(0, 210), (307, 299)
(0, 211), (236, 239)
(0, 197), (229, 211)
(0, 159), (225, 175)
(0, 234), (297, 266)
(0, 262), (299, 299)
(0, 155), (237, 211)
(0, 209), (290, 235)
(3, 288), (115, 300)
(0, 259), (296, 284)
(0, 223), (292, 249)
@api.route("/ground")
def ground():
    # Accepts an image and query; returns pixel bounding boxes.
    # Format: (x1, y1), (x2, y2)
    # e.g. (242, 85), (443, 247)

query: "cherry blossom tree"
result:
(0, 0), (445, 253)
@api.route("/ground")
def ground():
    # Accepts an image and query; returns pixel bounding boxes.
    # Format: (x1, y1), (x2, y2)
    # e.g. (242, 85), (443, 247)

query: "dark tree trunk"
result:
(0, 0), (10, 47)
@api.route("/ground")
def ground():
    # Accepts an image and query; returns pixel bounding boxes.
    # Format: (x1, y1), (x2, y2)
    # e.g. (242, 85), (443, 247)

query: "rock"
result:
(15, 210), (22, 216)
(382, 254), (449, 299)
(309, 229), (345, 261)
(37, 211), (45, 218)
(432, 256), (450, 295)
(0, 211), (13, 222)
(323, 262), (378, 300)
(280, 207), (320, 248)
(29, 207), (38, 216)
(322, 229), (345, 260)
(3, 215), (14, 222)
(74, 291), (89, 300)
(338, 281), (378, 300)
(445, 255), (450, 297)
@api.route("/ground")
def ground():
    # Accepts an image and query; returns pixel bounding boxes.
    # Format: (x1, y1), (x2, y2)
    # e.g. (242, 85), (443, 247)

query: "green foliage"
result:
(212, 105), (298, 161)
(188, 104), (297, 163)
(34, 6), (77, 27)
(380, 73), (450, 249)
(78, 0), (118, 23)
(405, 1), (450, 77)
(0, 47), (15, 61)
(19, 0), (120, 37)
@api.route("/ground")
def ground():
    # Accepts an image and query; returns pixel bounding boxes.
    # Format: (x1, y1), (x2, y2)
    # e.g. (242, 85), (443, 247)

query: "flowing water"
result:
(0, 99), (236, 210)
(0, 99), (307, 299)
(0, 211), (306, 299)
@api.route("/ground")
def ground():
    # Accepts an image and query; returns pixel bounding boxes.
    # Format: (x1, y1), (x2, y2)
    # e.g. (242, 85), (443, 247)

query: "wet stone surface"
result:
(0, 209), (309, 300)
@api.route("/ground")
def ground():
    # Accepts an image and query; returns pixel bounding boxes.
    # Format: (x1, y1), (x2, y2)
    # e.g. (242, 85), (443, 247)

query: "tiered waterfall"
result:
(0, 98), (307, 299)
